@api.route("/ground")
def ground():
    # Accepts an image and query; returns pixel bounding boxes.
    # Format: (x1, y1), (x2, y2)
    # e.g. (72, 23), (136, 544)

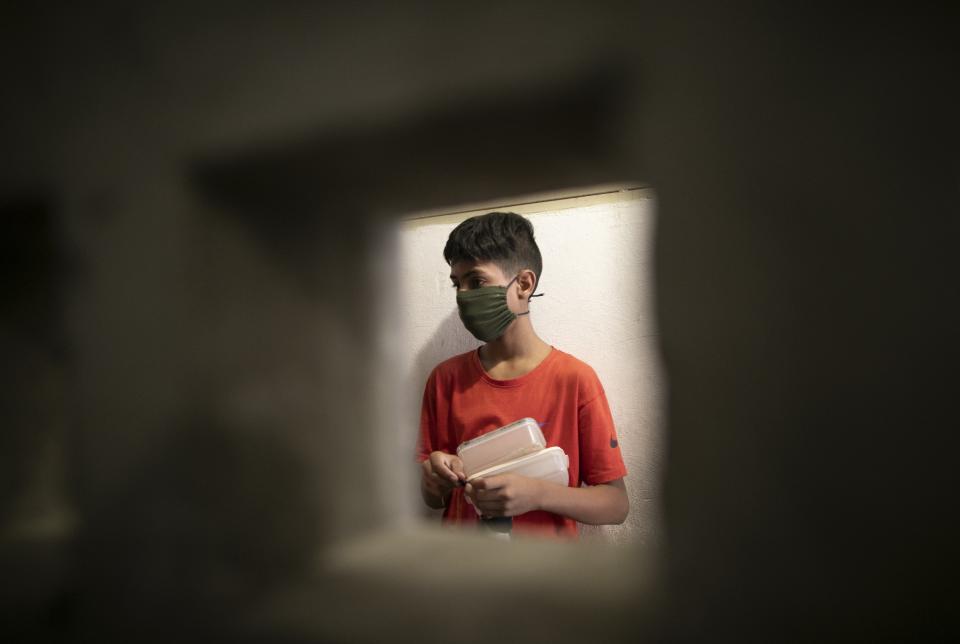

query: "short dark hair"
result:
(443, 211), (543, 291)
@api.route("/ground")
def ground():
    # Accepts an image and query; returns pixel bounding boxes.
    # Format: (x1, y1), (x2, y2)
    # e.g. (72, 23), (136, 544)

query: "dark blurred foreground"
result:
(1, 3), (957, 642)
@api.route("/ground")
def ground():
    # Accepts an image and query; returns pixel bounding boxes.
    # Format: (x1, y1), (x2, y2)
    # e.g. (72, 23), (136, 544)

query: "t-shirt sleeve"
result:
(578, 374), (628, 486)
(415, 369), (438, 463)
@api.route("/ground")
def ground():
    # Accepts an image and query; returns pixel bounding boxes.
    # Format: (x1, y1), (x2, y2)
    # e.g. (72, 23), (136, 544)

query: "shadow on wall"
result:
(76, 415), (320, 635)
(0, 194), (74, 637)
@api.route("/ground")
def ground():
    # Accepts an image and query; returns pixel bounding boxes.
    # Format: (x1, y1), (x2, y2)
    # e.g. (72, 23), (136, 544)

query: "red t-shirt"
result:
(416, 346), (627, 538)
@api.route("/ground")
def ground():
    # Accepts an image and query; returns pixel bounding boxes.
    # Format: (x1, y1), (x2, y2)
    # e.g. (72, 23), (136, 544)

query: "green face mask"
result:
(456, 275), (527, 342)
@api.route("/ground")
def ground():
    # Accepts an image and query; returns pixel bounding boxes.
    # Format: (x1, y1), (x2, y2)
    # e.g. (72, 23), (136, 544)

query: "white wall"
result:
(395, 189), (664, 546)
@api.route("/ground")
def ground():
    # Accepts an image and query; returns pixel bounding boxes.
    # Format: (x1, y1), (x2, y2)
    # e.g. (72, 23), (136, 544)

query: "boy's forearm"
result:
(537, 479), (628, 525)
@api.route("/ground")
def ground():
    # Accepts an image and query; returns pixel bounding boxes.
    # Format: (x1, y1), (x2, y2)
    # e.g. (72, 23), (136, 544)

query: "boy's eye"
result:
(451, 277), (486, 290)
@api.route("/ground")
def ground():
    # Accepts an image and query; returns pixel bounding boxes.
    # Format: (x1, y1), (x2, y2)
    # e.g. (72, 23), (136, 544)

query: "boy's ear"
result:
(516, 269), (537, 299)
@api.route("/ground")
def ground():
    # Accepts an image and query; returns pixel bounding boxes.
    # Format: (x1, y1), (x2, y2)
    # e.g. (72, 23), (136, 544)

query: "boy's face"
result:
(449, 260), (523, 312)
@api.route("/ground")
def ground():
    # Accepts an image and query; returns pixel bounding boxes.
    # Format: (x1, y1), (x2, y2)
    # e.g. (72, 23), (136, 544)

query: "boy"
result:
(416, 211), (629, 538)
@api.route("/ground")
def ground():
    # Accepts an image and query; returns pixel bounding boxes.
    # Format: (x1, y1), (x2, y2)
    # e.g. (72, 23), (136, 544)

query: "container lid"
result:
(456, 417), (544, 455)
(467, 446), (569, 482)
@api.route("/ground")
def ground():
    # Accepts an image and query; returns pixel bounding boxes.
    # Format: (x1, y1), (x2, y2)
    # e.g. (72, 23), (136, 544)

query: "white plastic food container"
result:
(466, 446), (570, 486)
(457, 418), (546, 479)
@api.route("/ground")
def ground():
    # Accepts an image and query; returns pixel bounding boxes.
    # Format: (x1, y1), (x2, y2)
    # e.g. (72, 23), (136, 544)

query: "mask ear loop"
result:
(512, 274), (545, 317)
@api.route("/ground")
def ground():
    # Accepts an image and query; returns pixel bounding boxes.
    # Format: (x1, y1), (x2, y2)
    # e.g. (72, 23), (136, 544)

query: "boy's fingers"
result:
(476, 488), (506, 502)
(421, 460), (435, 478)
(430, 454), (460, 482)
(424, 475), (447, 496)
(473, 475), (506, 491)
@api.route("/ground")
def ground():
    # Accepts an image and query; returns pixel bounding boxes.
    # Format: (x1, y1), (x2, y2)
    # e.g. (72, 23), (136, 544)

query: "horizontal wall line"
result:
(402, 185), (650, 223)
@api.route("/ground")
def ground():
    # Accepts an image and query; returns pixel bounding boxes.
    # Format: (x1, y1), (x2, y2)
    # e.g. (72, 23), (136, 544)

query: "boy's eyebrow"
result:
(450, 269), (482, 282)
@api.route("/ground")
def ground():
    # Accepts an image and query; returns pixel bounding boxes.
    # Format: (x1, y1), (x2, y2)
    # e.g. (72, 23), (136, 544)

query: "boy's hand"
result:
(464, 474), (543, 518)
(421, 451), (466, 501)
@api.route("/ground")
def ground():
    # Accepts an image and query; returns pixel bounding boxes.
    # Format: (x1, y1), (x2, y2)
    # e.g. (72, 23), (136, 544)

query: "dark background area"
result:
(1, 2), (957, 642)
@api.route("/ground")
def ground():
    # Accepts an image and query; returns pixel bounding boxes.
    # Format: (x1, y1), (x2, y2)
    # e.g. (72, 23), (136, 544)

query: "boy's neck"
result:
(479, 317), (551, 367)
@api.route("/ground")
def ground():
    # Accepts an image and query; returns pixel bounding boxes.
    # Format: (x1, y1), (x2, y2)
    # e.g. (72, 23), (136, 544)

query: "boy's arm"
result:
(420, 451), (466, 509)
(420, 459), (448, 509)
(465, 475), (629, 525)
(539, 477), (628, 525)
